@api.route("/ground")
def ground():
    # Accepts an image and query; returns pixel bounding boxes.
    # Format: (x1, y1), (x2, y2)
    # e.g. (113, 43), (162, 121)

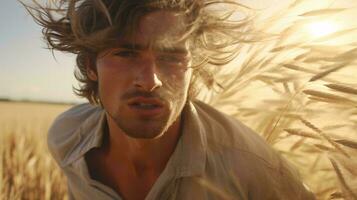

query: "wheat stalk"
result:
(329, 158), (357, 200)
(284, 128), (320, 139)
(303, 90), (357, 105)
(300, 119), (350, 158)
(325, 84), (357, 96)
(309, 62), (349, 82)
(334, 139), (357, 150)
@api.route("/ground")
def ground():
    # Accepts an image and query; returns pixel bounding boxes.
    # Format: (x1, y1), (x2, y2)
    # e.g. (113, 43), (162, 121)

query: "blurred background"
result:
(0, 0), (295, 104)
(1, 0), (356, 103)
(1, 0), (79, 103)
(1, 0), (357, 199)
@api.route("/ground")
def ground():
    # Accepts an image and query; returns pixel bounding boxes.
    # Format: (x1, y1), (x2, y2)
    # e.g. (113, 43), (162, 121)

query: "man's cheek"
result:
(164, 77), (187, 93)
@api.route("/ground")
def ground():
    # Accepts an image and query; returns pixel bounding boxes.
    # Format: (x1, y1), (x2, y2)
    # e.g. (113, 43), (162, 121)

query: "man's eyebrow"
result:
(117, 43), (188, 54)
(117, 44), (146, 50)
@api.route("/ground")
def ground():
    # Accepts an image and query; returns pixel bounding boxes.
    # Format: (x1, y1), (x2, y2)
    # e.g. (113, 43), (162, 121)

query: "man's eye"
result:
(113, 50), (138, 57)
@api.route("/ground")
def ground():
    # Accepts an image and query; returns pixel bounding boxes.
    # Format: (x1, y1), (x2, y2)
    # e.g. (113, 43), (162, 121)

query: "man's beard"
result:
(108, 109), (172, 139)
(108, 89), (186, 139)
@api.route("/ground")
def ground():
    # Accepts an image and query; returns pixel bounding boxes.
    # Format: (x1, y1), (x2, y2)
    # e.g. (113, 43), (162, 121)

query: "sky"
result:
(0, 0), (79, 103)
(0, 0), (269, 103)
(0, 0), (286, 102)
(0, 0), (355, 103)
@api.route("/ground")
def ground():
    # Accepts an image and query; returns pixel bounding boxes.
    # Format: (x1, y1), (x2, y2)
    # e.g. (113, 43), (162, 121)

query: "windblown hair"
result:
(24, 0), (253, 104)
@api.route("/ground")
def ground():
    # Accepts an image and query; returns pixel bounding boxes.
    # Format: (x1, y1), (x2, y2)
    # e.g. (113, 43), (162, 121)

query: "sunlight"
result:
(307, 21), (338, 37)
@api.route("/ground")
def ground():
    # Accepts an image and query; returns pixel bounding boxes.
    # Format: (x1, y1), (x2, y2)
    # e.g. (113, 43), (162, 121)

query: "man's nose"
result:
(134, 56), (163, 92)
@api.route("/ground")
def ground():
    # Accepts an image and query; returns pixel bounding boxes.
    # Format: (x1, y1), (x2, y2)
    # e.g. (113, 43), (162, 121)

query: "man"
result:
(27, 0), (315, 199)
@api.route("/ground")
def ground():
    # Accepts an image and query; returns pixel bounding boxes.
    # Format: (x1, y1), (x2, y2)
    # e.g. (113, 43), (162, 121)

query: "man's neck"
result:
(102, 115), (183, 174)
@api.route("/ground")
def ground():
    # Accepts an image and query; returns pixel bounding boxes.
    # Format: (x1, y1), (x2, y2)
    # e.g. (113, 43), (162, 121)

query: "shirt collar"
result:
(61, 109), (106, 166)
(62, 101), (208, 178)
(167, 101), (207, 177)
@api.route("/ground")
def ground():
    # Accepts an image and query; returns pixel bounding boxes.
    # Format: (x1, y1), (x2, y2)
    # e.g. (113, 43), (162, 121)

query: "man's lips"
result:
(127, 97), (165, 107)
(127, 97), (166, 117)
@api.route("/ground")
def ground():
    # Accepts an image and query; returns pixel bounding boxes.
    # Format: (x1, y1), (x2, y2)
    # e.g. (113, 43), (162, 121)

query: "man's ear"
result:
(86, 57), (98, 81)
(87, 67), (98, 81)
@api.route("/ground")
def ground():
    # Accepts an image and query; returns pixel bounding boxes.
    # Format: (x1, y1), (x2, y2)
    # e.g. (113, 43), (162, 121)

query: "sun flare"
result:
(307, 21), (338, 37)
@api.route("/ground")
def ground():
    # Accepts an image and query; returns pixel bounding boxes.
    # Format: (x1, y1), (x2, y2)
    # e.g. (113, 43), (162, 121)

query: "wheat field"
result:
(0, 102), (70, 199)
(201, 0), (357, 199)
(2, 0), (357, 199)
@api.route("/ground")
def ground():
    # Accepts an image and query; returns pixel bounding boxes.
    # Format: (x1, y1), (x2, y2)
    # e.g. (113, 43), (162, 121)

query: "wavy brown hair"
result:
(23, 0), (254, 104)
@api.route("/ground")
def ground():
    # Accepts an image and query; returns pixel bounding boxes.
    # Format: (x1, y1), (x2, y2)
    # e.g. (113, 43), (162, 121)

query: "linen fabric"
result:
(48, 100), (315, 200)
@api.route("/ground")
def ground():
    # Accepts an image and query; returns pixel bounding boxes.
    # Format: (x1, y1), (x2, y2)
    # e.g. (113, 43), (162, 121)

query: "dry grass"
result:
(0, 102), (70, 200)
(2, 0), (357, 199)
(201, 0), (357, 199)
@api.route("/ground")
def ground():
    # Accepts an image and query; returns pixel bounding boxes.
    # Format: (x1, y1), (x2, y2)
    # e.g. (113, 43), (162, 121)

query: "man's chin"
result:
(112, 111), (175, 139)
(123, 128), (166, 139)
(116, 120), (169, 139)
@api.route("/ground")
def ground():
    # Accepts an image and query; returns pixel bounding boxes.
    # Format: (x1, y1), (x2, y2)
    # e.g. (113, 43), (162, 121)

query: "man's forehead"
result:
(139, 11), (184, 32)
(135, 11), (187, 42)
(108, 10), (189, 52)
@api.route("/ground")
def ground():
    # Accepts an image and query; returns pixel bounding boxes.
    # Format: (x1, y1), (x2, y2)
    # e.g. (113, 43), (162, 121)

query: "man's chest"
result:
(68, 157), (250, 200)
(85, 152), (162, 199)
(103, 170), (160, 200)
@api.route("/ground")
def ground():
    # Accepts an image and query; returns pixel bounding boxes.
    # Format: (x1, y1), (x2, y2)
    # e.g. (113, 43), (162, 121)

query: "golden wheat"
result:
(7, 0), (357, 199)
(204, 0), (357, 199)
(0, 102), (70, 200)
(325, 84), (357, 96)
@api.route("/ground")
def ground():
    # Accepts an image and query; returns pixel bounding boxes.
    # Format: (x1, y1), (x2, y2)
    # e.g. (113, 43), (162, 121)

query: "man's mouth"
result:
(130, 102), (161, 109)
(127, 97), (165, 115)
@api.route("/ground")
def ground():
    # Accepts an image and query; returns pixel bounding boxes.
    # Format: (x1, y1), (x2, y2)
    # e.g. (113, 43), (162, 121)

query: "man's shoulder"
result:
(192, 101), (314, 199)
(193, 100), (275, 161)
(47, 103), (103, 166)
(50, 103), (101, 131)
(192, 100), (281, 174)
(192, 100), (288, 179)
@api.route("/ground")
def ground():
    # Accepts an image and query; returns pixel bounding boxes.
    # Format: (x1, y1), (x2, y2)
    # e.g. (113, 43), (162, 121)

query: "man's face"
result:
(89, 11), (192, 139)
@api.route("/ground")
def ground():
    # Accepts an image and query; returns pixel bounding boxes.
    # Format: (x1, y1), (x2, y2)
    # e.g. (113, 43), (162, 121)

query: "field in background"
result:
(0, 101), (70, 200)
(198, 0), (357, 199)
(2, 0), (357, 199)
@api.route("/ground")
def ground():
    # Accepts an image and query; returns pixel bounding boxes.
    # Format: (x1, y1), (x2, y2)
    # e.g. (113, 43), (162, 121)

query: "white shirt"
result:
(48, 100), (315, 200)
